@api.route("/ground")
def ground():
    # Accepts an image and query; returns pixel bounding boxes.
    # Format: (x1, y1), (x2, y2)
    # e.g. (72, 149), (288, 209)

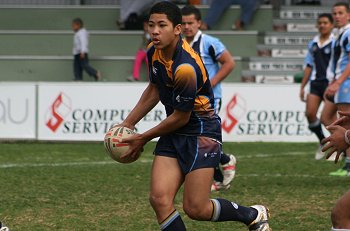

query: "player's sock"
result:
(343, 157), (350, 171)
(210, 199), (258, 225)
(308, 119), (325, 142)
(159, 209), (186, 231)
(213, 167), (224, 182)
(220, 153), (231, 165)
(331, 228), (350, 231)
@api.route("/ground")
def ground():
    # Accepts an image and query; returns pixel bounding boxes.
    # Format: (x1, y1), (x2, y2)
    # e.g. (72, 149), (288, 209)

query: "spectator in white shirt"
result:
(72, 18), (101, 81)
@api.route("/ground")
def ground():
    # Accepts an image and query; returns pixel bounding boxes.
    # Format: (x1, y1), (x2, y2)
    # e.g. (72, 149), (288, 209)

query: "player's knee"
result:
(331, 205), (346, 228)
(183, 201), (209, 221)
(149, 193), (172, 210)
(305, 111), (316, 122)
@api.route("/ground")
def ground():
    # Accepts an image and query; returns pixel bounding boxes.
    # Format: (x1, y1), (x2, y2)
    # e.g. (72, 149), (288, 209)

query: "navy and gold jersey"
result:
(147, 38), (221, 141)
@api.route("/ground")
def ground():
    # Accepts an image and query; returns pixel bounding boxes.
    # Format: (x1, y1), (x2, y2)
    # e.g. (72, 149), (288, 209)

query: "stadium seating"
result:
(0, 4), (332, 82)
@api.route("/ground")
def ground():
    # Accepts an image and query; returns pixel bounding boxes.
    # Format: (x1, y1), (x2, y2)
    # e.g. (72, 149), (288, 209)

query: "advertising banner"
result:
(0, 84), (36, 139)
(37, 83), (166, 141)
(219, 84), (315, 142)
(37, 83), (315, 142)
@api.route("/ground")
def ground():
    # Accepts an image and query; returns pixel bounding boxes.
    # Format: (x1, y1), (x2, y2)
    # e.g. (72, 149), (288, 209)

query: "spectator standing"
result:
(72, 18), (101, 81)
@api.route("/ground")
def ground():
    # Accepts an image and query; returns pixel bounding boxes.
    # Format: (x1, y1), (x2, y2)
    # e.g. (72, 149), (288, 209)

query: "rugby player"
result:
(118, 2), (270, 230)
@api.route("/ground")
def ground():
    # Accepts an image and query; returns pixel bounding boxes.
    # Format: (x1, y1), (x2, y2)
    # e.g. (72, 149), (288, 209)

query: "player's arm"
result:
(210, 50), (235, 87)
(121, 82), (160, 129)
(121, 64), (196, 159)
(326, 52), (350, 97)
(300, 65), (312, 102)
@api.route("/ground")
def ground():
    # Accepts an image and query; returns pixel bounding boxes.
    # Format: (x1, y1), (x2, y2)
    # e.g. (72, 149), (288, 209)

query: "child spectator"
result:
(72, 18), (101, 81)
(127, 17), (151, 82)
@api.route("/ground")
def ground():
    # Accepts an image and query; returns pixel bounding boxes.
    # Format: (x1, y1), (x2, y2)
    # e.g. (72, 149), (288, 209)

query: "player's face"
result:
(317, 17), (333, 36)
(72, 22), (80, 32)
(332, 6), (350, 28)
(148, 13), (181, 50)
(181, 14), (201, 39)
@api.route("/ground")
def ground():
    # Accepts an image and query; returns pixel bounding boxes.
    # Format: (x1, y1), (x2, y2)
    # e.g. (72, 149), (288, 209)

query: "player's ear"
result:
(174, 24), (182, 36)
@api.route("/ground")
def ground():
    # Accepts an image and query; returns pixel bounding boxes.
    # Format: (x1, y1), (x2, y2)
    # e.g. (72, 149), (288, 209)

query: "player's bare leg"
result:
(149, 155), (186, 230)
(183, 167), (270, 230)
(331, 189), (350, 229)
(320, 100), (337, 127)
(305, 94), (325, 159)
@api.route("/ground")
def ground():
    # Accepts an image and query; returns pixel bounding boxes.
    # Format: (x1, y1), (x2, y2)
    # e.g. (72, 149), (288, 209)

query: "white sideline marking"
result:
(0, 152), (311, 169)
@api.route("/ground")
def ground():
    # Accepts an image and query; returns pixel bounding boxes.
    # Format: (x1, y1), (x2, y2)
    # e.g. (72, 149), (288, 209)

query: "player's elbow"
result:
(174, 110), (191, 127)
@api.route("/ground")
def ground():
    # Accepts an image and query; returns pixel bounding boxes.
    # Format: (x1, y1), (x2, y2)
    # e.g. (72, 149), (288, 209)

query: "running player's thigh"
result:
(306, 93), (323, 118)
(183, 167), (213, 207)
(321, 100), (337, 126)
(150, 155), (184, 203)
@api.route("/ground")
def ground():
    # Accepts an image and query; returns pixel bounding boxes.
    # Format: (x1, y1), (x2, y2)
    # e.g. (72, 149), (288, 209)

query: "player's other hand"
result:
(330, 111), (350, 130)
(111, 122), (135, 131)
(324, 81), (340, 101)
(321, 125), (348, 163)
(299, 88), (306, 102)
(120, 134), (146, 160)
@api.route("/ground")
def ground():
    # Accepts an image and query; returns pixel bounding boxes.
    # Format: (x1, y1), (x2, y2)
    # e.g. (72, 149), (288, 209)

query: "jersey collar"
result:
(189, 30), (202, 47)
(333, 23), (350, 39)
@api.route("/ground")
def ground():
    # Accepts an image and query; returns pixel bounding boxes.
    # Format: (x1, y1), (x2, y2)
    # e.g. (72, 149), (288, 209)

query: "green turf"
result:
(0, 142), (348, 230)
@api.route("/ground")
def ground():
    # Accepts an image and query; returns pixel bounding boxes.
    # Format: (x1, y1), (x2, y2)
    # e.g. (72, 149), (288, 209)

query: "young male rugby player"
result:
(181, 5), (236, 191)
(324, 2), (350, 176)
(118, 1), (270, 230)
(299, 13), (337, 160)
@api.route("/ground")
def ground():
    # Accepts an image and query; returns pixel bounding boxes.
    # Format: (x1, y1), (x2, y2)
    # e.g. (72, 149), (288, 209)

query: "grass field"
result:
(0, 142), (348, 231)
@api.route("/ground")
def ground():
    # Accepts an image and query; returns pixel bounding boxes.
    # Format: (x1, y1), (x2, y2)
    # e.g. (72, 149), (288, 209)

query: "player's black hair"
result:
(333, 2), (350, 12)
(149, 1), (182, 27)
(181, 5), (202, 21)
(72, 17), (84, 27)
(318, 13), (334, 23)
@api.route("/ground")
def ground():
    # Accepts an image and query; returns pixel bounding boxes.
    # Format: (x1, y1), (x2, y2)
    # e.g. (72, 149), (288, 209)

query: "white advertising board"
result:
(37, 83), (315, 142)
(0, 84), (36, 139)
(37, 83), (166, 141)
(219, 84), (315, 142)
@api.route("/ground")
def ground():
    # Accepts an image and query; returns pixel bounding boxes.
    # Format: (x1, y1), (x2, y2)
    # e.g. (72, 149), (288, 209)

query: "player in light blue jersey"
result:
(181, 5), (237, 192)
(324, 2), (350, 177)
(299, 13), (337, 160)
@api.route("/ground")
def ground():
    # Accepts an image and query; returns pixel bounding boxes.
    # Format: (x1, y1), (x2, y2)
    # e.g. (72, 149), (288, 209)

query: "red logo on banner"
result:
(222, 94), (247, 133)
(46, 93), (72, 132)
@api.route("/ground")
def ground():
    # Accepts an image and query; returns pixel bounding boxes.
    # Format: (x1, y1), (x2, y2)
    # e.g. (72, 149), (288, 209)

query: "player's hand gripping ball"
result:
(104, 126), (139, 163)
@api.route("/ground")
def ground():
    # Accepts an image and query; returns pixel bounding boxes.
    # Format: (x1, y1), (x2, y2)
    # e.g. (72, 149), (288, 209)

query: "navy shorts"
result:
(309, 80), (328, 98)
(154, 134), (222, 174)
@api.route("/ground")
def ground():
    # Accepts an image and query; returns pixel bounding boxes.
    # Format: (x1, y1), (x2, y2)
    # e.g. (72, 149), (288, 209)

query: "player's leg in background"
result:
(149, 155), (186, 231)
(80, 54), (100, 81)
(331, 189), (350, 229)
(73, 54), (83, 81)
(305, 92), (324, 159)
(212, 98), (236, 190)
(321, 100), (338, 161)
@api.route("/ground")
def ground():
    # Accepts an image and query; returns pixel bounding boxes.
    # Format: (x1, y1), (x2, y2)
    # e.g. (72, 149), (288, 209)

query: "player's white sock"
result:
(331, 227), (350, 231)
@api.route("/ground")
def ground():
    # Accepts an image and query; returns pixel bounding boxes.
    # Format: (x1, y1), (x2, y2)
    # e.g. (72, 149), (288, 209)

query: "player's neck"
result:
(319, 33), (330, 43)
(185, 36), (194, 44)
(160, 36), (180, 61)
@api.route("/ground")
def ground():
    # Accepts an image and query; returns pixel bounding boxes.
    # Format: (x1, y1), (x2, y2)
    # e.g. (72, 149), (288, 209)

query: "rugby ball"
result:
(104, 126), (138, 163)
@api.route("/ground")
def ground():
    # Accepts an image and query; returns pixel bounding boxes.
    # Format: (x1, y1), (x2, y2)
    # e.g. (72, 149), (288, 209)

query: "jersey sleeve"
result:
(304, 40), (314, 68)
(343, 31), (350, 53)
(172, 63), (197, 112)
(208, 36), (226, 61)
